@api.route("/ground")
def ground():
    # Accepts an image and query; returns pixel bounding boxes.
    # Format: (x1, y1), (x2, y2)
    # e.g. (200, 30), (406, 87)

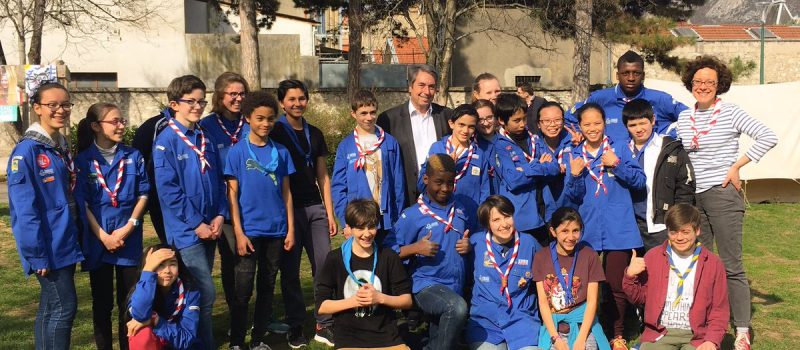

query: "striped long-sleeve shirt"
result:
(676, 101), (778, 193)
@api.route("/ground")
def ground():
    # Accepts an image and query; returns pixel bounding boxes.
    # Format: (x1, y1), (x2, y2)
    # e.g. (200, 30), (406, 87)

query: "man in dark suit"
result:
(377, 64), (451, 206)
(517, 81), (547, 134)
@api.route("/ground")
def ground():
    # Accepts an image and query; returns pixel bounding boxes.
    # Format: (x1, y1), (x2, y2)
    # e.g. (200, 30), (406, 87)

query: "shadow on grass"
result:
(751, 287), (783, 306)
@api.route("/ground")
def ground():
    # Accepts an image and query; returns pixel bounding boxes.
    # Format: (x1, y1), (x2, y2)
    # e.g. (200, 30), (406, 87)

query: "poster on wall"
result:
(25, 64), (58, 98)
(0, 65), (22, 122)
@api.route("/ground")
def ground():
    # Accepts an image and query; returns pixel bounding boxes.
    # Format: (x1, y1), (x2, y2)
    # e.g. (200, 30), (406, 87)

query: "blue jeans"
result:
(34, 264), (78, 350)
(179, 240), (216, 350)
(414, 284), (468, 350)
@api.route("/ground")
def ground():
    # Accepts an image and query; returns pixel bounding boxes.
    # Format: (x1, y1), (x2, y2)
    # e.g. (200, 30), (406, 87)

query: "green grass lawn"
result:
(0, 203), (798, 349)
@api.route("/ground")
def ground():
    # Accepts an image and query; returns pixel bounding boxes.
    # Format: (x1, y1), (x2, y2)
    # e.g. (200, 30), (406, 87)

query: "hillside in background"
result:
(689, 0), (800, 24)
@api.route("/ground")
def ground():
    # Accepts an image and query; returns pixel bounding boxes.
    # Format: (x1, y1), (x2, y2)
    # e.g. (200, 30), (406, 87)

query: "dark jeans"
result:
(34, 264), (78, 350)
(279, 204), (332, 328)
(230, 236), (283, 346)
(637, 217), (668, 252)
(179, 240), (217, 350)
(218, 224), (236, 318)
(696, 185), (750, 328)
(89, 263), (138, 350)
(414, 284), (468, 350)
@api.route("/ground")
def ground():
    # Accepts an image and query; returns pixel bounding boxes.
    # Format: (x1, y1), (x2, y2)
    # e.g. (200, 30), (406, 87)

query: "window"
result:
(515, 76), (541, 85)
(748, 27), (778, 39)
(68, 72), (118, 89)
(672, 27), (700, 39)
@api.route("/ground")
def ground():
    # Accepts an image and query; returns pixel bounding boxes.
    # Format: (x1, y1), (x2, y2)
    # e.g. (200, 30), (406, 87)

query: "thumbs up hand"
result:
(626, 249), (646, 277)
(415, 230), (440, 257)
(456, 229), (471, 255)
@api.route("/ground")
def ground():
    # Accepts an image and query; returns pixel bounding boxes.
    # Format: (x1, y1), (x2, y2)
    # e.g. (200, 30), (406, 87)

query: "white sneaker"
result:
(734, 332), (751, 350)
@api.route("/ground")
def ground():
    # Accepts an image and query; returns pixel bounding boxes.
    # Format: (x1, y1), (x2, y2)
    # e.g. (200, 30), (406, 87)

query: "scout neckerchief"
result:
(445, 135), (475, 190)
(581, 136), (610, 197)
(500, 127), (537, 162)
(341, 236), (378, 287)
(353, 126), (385, 170)
(417, 194), (458, 233)
(485, 230), (520, 307)
(666, 242), (702, 308)
(168, 119), (210, 173)
(55, 146), (76, 192)
(245, 133), (279, 186)
(92, 155), (125, 207)
(167, 278), (185, 322)
(215, 113), (245, 144)
(689, 98), (722, 151)
(549, 241), (580, 307)
(278, 115), (313, 167)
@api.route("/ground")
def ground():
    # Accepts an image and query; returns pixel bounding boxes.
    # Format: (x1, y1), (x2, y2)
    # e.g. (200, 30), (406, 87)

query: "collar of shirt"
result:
(408, 100), (433, 119)
(614, 84), (646, 101)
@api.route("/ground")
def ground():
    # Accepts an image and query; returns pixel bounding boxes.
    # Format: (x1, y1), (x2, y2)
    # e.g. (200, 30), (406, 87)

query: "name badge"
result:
(471, 166), (481, 176)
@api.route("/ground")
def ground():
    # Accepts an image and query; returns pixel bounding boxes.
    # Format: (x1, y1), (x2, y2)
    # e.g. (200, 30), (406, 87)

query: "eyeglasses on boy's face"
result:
(38, 102), (74, 111)
(97, 119), (129, 126)
(176, 99), (209, 108)
(539, 118), (564, 126)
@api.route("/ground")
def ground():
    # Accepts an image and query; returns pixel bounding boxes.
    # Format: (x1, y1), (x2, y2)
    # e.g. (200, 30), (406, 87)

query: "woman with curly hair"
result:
(674, 55), (778, 350)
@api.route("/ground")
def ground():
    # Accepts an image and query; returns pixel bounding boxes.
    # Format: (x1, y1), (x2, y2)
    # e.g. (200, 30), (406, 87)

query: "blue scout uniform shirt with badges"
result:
(129, 271), (202, 349)
(493, 132), (561, 232)
(417, 136), (491, 211)
(468, 232), (542, 350)
(7, 137), (84, 274)
(331, 130), (406, 231)
(534, 131), (585, 222)
(198, 112), (250, 164)
(477, 135), (500, 195)
(564, 85), (688, 142)
(224, 137), (295, 238)
(390, 195), (477, 295)
(563, 137), (646, 251)
(153, 121), (228, 250)
(74, 144), (150, 270)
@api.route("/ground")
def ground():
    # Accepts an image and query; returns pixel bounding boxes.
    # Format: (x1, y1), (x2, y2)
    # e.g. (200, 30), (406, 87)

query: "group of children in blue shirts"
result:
(9, 55), (740, 350)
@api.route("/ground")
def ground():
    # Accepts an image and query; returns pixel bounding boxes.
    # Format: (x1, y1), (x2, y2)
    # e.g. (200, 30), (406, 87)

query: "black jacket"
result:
(651, 136), (695, 225)
(377, 101), (451, 206)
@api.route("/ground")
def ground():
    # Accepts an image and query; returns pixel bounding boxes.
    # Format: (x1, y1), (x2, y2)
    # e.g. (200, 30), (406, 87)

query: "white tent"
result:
(646, 79), (800, 202)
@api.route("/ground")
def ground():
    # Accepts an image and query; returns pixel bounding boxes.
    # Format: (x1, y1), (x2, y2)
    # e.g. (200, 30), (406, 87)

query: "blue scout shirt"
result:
(535, 131), (583, 222)
(153, 121), (228, 250)
(390, 195), (477, 295)
(128, 271), (201, 349)
(7, 136), (84, 274)
(332, 130), (405, 231)
(477, 135), (500, 195)
(198, 112), (250, 164)
(224, 137), (295, 238)
(565, 85), (688, 141)
(468, 231), (542, 349)
(418, 136), (491, 211)
(563, 137), (646, 251)
(493, 132), (561, 232)
(74, 144), (150, 270)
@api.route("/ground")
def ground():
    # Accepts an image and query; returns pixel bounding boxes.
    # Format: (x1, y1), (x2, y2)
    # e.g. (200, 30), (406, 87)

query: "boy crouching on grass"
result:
(315, 199), (413, 350)
(623, 203), (729, 350)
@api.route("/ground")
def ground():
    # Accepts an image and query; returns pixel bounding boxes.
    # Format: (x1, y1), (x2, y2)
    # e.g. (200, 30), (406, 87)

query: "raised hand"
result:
(626, 249), (646, 277)
(142, 248), (176, 272)
(600, 148), (619, 168)
(569, 153), (586, 177)
(456, 229), (471, 255)
(415, 230), (440, 257)
(565, 124), (583, 145)
(538, 153), (553, 164)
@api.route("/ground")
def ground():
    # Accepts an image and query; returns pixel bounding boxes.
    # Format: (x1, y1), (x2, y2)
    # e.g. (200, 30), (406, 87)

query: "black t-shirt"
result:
(270, 120), (329, 206)
(315, 247), (411, 349)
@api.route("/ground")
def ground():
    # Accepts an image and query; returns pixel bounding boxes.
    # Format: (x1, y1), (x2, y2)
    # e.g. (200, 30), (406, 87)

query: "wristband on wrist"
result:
(129, 218), (141, 227)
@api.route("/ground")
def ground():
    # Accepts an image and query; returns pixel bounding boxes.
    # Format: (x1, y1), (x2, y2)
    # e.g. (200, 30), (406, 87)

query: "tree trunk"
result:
(239, 0), (261, 90)
(0, 40), (7, 65)
(572, 0), (593, 104)
(15, 0), (26, 65)
(27, 0), (46, 65)
(346, 0), (363, 101)
(433, 0), (456, 106)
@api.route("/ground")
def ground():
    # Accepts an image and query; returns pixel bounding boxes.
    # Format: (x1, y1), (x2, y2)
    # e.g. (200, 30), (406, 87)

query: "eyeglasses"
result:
(691, 80), (718, 87)
(176, 99), (209, 108)
(98, 119), (129, 126)
(478, 116), (495, 124)
(224, 91), (246, 99)
(38, 102), (74, 111)
(539, 118), (563, 126)
(618, 71), (643, 78)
